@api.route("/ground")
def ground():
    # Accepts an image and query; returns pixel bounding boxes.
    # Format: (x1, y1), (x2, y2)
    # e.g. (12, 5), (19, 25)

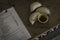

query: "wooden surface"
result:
(0, 0), (60, 39)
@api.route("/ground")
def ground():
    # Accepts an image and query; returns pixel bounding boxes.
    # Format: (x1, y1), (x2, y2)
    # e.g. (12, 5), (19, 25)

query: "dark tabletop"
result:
(0, 0), (60, 39)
